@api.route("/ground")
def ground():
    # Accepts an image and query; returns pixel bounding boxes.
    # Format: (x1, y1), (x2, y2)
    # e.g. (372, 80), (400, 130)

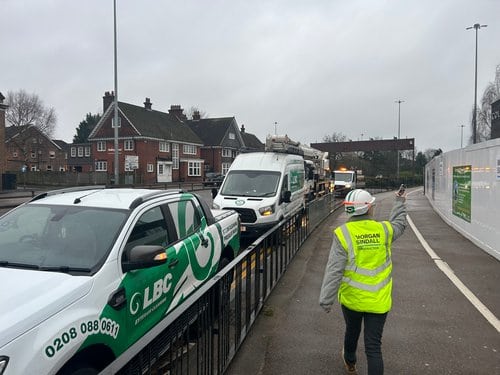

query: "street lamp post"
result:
(466, 23), (487, 144)
(274, 121), (278, 135)
(460, 124), (465, 148)
(112, 0), (119, 184)
(395, 99), (404, 179)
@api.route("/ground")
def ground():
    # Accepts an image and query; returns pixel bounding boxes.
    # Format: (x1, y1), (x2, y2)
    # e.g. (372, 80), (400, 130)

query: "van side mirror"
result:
(211, 188), (218, 199)
(282, 190), (292, 203)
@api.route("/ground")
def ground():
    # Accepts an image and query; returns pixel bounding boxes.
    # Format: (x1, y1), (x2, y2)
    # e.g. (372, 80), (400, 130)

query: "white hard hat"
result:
(344, 189), (376, 216)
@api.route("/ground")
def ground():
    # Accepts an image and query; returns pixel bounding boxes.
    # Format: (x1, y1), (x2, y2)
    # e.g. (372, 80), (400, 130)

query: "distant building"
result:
(5, 125), (67, 172)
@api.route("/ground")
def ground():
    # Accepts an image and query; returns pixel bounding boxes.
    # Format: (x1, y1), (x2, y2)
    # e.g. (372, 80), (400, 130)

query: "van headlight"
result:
(345, 184), (351, 189)
(259, 205), (275, 216)
(212, 202), (220, 209)
(0, 357), (9, 375)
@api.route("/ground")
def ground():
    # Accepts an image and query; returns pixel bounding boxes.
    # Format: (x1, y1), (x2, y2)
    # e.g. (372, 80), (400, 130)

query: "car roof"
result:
(27, 187), (181, 210)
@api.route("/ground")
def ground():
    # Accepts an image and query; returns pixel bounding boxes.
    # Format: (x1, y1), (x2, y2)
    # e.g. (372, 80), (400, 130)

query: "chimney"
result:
(193, 110), (201, 121)
(240, 124), (245, 133)
(169, 105), (187, 120)
(144, 97), (152, 110)
(103, 91), (115, 112)
(0, 92), (8, 177)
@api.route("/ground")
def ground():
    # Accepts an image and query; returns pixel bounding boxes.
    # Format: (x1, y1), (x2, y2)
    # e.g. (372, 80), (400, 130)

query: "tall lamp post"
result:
(395, 99), (404, 179)
(466, 23), (487, 144)
(460, 124), (465, 148)
(112, 0), (120, 184)
(274, 121), (278, 135)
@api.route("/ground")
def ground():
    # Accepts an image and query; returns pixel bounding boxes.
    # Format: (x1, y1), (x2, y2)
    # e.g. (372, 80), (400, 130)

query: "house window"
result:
(159, 141), (169, 152)
(46, 165), (52, 171)
(147, 163), (154, 172)
(124, 139), (134, 151)
(49, 151), (55, 159)
(31, 152), (36, 159)
(85, 146), (90, 157)
(183, 144), (196, 155)
(31, 166), (37, 171)
(172, 144), (179, 169)
(97, 141), (106, 152)
(32, 137), (37, 144)
(78, 147), (83, 157)
(71, 147), (76, 157)
(12, 151), (18, 158)
(222, 162), (231, 175)
(95, 161), (108, 171)
(188, 161), (201, 176)
(59, 167), (65, 172)
(228, 132), (235, 140)
(222, 148), (232, 157)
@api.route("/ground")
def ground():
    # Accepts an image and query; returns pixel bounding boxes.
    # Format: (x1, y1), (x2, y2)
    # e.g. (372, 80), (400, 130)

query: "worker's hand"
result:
(321, 304), (332, 313)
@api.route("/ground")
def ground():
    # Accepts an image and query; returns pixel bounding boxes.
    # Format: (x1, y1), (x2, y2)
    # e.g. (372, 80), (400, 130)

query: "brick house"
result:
(66, 142), (93, 172)
(5, 125), (67, 172)
(88, 92), (204, 184)
(186, 115), (264, 176)
(186, 113), (245, 175)
(239, 124), (265, 152)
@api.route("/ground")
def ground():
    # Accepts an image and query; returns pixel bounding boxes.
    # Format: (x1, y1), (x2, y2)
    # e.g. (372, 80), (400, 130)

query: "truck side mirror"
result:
(282, 190), (291, 203)
(122, 245), (167, 272)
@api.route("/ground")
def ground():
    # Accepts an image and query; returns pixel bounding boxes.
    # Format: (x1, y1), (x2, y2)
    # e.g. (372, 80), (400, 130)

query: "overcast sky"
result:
(2, 0), (499, 153)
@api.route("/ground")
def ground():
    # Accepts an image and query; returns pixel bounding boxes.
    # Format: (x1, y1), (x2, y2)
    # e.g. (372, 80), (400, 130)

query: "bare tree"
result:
(6, 90), (57, 137)
(185, 106), (208, 120)
(322, 132), (348, 169)
(471, 64), (500, 143)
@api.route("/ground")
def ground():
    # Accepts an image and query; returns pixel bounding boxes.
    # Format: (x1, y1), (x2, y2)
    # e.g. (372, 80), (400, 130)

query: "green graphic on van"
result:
(289, 170), (305, 192)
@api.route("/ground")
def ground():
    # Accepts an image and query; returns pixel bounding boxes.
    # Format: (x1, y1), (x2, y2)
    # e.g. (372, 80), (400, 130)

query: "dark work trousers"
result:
(341, 304), (388, 375)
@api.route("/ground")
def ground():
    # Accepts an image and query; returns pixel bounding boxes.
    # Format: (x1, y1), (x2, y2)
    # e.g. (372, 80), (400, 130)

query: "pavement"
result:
(225, 188), (500, 375)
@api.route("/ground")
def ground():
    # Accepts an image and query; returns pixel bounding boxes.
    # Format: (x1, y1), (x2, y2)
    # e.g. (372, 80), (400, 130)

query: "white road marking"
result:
(406, 189), (500, 333)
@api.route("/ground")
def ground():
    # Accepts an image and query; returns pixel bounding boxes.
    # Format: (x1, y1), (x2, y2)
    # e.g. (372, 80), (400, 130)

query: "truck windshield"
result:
(0, 204), (128, 274)
(221, 170), (281, 197)
(334, 172), (353, 182)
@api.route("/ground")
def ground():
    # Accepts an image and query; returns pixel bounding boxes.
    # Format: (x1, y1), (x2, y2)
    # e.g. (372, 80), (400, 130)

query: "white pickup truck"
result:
(0, 187), (240, 375)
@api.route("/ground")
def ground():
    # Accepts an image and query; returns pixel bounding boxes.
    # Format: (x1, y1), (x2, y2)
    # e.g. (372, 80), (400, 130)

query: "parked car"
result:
(0, 186), (240, 375)
(203, 172), (225, 187)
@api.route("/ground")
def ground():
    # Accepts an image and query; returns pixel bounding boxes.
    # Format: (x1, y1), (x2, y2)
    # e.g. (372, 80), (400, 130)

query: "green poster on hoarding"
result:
(452, 165), (471, 222)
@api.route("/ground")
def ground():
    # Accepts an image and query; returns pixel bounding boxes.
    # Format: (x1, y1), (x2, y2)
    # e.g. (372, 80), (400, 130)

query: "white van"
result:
(212, 152), (306, 236)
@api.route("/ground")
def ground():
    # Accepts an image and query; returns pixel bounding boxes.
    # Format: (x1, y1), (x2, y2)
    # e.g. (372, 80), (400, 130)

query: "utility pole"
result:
(395, 100), (404, 180)
(466, 23), (487, 144)
(460, 124), (465, 148)
(112, 0), (120, 184)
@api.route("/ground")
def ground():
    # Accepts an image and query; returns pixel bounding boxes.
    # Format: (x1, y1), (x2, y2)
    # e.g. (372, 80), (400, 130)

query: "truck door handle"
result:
(108, 287), (126, 310)
(168, 258), (179, 268)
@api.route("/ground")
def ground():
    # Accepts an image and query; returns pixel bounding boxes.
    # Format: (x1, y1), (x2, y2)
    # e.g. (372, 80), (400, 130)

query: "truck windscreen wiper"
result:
(39, 265), (92, 274)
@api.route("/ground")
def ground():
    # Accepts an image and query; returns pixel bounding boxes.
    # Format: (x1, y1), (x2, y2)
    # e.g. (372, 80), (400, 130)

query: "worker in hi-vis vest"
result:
(319, 188), (407, 375)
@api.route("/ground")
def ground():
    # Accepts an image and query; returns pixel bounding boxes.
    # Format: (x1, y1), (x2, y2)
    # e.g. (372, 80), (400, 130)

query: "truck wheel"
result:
(58, 361), (98, 375)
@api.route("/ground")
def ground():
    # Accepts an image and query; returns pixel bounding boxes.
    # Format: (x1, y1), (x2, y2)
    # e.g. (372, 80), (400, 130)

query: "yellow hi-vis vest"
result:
(334, 220), (394, 313)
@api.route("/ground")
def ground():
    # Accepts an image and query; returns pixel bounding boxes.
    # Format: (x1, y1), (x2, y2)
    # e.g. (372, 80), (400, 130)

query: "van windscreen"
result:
(221, 171), (281, 197)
